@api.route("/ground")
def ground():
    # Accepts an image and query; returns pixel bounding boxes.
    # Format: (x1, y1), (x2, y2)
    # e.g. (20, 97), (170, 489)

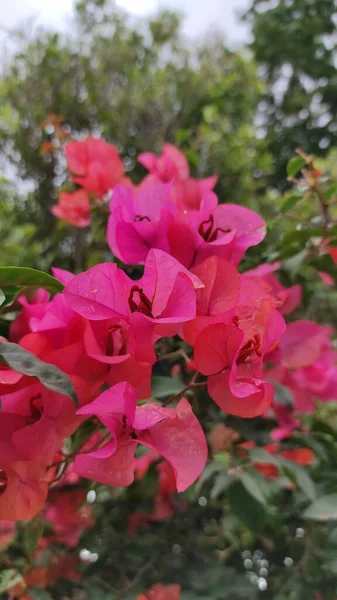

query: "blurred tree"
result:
(0, 0), (268, 269)
(245, 0), (337, 188)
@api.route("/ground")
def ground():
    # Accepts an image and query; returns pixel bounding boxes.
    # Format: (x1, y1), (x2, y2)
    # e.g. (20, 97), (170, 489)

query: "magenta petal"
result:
(64, 263), (130, 320)
(208, 370), (273, 418)
(138, 398), (207, 492)
(192, 257), (240, 316)
(133, 403), (170, 431)
(194, 323), (243, 376)
(77, 382), (137, 428)
(74, 441), (137, 487)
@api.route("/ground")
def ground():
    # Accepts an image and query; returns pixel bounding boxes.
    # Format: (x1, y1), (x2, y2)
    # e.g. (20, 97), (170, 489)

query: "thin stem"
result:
(162, 373), (206, 406)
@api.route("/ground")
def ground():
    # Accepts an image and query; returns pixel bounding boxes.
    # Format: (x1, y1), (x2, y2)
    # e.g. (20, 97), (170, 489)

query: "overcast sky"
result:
(0, 0), (251, 45)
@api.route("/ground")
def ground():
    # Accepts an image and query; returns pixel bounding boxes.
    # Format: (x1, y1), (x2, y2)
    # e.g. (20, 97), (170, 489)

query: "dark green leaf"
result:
(23, 520), (44, 557)
(0, 267), (63, 294)
(237, 469), (271, 505)
(281, 460), (316, 501)
(0, 341), (78, 406)
(227, 480), (266, 531)
(303, 494), (337, 521)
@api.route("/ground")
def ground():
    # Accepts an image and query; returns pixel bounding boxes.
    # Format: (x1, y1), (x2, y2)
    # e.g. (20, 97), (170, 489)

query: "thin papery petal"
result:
(0, 461), (49, 521)
(163, 144), (190, 179)
(77, 382), (137, 429)
(138, 398), (207, 492)
(74, 441), (137, 487)
(279, 320), (331, 368)
(208, 370), (273, 418)
(194, 323), (243, 376)
(141, 249), (202, 315)
(51, 267), (75, 285)
(107, 357), (152, 400)
(133, 403), (171, 431)
(192, 257), (240, 316)
(64, 262), (130, 320)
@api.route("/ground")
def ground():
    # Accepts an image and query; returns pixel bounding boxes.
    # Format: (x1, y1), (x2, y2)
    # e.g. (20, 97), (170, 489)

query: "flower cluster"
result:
(0, 137), (334, 528)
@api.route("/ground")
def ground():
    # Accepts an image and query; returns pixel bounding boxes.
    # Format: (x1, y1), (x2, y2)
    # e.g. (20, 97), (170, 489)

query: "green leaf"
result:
(287, 156), (306, 177)
(303, 494), (337, 521)
(23, 519), (44, 557)
(0, 341), (78, 406)
(281, 460), (316, 501)
(0, 289), (5, 307)
(237, 470), (270, 505)
(0, 267), (63, 294)
(195, 461), (225, 496)
(0, 569), (24, 594)
(270, 381), (293, 406)
(249, 448), (316, 500)
(152, 375), (185, 399)
(280, 193), (303, 213)
(227, 480), (266, 531)
(29, 589), (53, 600)
(210, 472), (231, 499)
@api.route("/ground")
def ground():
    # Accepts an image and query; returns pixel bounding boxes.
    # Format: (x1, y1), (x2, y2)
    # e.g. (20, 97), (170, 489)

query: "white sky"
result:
(0, 0), (251, 44)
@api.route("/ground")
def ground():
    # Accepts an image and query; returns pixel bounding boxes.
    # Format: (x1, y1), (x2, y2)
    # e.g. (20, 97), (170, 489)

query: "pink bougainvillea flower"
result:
(65, 136), (125, 198)
(0, 459), (49, 521)
(74, 382), (207, 492)
(51, 267), (75, 285)
(277, 320), (332, 369)
(183, 256), (240, 345)
(52, 190), (91, 228)
(169, 176), (219, 211)
(194, 323), (275, 417)
(43, 489), (94, 547)
(168, 195), (266, 268)
(327, 245), (337, 264)
(193, 280), (285, 419)
(139, 144), (190, 182)
(267, 320), (337, 413)
(245, 261), (302, 315)
(270, 404), (300, 441)
(318, 271), (334, 286)
(137, 583), (181, 600)
(1, 383), (81, 464)
(138, 143), (218, 211)
(64, 249), (203, 340)
(107, 183), (175, 264)
(9, 289), (50, 342)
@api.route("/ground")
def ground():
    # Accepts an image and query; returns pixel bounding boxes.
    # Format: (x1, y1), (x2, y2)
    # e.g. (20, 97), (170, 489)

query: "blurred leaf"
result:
(210, 472), (231, 499)
(0, 569), (24, 593)
(303, 494), (337, 521)
(0, 341), (78, 406)
(287, 156), (306, 177)
(195, 461), (225, 495)
(228, 480), (266, 531)
(280, 193), (303, 213)
(0, 289), (5, 307)
(270, 381), (293, 406)
(237, 469), (271, 505)
(282, 460), (316, 501)
(151, 375), (185, 399)
(23, 520), (44, 557)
